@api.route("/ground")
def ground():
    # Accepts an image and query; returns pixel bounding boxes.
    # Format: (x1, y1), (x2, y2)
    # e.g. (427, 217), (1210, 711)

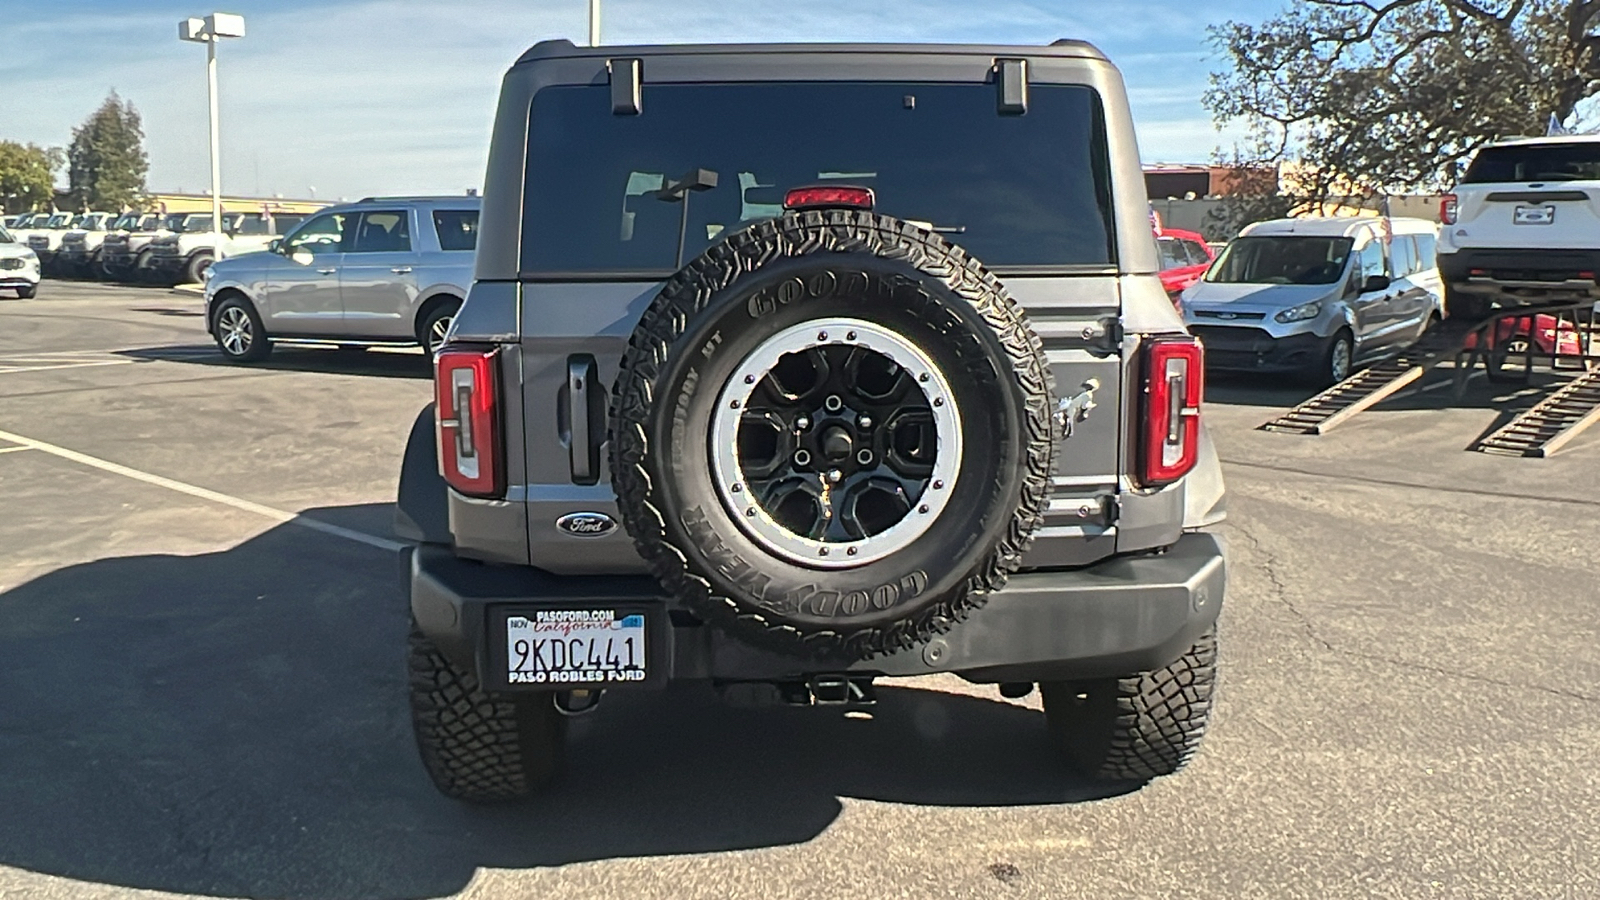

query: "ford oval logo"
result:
(556, 512), (618, 538)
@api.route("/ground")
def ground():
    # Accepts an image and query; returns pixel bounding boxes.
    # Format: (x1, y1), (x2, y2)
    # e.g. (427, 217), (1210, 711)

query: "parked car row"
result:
(1, 208), (307, 286)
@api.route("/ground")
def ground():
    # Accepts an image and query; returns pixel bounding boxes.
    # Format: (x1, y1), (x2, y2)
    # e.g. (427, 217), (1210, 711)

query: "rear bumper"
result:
(1190, 324), (1326, 372)
(407, 533), (1226, 689)
(1440, 248), (1600, 300)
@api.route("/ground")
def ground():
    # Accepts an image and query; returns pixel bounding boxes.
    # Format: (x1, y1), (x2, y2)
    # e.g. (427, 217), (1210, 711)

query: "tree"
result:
(0, 141), (62, 215)
(1205, 1), (1600, 203)
(66, 91), (148, 211)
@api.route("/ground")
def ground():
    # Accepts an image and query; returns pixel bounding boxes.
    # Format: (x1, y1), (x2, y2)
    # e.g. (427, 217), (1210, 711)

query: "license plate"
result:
(505, 610), (648, 686)
(1514, 204), (1556, 225)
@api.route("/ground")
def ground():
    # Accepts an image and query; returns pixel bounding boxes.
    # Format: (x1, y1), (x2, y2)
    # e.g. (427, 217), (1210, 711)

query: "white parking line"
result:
(0, 445), (32, 454)
(0, 360), (139, 375)
(0, 427), (404, 552)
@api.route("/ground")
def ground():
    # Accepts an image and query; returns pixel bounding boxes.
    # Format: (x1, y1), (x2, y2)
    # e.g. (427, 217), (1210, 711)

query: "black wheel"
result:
(17, 284), (37, 300)
(408, 622), (566, 802)
(132, 248), (156, 283)
(184, 252), (214, 285)
(1486, 333), (1534, 385)
(416, 298), (461, 356)
(1444, 284), (1492, 321)
(1040, 625), (1218, 782)
(211, 295), (271, 362)
(610, 210), (1054, 659)
(1311, 330), (1353, 387)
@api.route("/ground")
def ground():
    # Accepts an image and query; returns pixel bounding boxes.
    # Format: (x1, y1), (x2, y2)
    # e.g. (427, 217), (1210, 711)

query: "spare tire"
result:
(611, 210), (1054, 659)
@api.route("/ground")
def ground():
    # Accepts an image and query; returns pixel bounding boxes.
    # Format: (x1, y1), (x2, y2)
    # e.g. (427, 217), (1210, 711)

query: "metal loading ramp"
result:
(1255, 302), (1600, 455)
(1258, 317), (1482, 435)
(1472, 370), (1600, 457)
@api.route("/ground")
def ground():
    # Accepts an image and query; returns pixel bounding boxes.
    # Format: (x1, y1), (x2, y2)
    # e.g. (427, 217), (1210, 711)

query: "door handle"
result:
(390, 266), (412, 274)
(317, 267), (337, 275)
(562, 355), (602, 484)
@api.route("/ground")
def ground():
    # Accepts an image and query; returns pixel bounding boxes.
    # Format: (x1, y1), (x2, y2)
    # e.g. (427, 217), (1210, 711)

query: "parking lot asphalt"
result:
(0, 281), (1595, 900)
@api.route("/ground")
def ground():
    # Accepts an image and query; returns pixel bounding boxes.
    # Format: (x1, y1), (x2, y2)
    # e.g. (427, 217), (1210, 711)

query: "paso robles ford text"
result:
(506, 612), (647, 684)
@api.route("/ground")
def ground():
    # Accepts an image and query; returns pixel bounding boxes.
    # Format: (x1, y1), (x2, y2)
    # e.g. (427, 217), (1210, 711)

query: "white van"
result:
(1181, 216), (1442, 385)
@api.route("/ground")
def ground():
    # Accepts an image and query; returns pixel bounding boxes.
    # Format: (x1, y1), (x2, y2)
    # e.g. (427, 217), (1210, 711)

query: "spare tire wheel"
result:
(611, 211), (1054, 659)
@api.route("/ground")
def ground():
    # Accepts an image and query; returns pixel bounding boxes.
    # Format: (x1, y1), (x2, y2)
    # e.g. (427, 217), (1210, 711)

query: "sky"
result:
(0, 0), (1286, 202)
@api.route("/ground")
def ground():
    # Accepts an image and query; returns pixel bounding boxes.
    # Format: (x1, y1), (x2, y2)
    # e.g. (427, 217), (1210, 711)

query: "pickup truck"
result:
(144, 212), (305, 285)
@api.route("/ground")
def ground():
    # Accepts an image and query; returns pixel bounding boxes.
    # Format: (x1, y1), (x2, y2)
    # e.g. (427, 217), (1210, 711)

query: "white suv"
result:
(1439, 136), (1600, 317)
(0, 222), (41, 298)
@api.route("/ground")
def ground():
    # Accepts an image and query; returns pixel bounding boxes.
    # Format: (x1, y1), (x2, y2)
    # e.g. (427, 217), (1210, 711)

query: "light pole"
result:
(589, 0), (600, 46)
(179, 13), (245, 255)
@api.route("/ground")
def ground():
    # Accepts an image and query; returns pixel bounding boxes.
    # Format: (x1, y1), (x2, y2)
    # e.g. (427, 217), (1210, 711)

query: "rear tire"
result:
(416, 298), (461, 356)
(408, 622), (566, 802)
(1040, 625), (1218, 783)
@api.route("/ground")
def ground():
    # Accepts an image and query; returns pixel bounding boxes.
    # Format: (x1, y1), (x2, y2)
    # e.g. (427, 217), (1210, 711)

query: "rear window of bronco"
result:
(521, 81), (1114, 276)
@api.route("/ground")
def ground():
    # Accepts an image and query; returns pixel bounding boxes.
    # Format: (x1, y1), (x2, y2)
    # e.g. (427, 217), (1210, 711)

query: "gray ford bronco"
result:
(397, 38), (1228, 802)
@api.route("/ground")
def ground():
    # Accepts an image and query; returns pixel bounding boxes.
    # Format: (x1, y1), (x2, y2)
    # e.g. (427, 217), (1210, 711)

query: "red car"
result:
(1156, 227), (1215, 304)
(1462, 313), (1582, 357)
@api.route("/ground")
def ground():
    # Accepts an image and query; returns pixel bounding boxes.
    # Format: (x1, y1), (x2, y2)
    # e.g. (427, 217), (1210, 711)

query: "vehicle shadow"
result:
(118, 343), (431, 380)
(0, 504), (1118, 900)
(1203, 369), (1321, 409)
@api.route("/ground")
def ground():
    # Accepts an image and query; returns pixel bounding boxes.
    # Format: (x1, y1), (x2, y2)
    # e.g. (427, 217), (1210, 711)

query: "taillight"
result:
(784, 185), (875, 212)
(435, 346), (503, 498)
(1440, 193), (1458, 225)
(1140, 336), (1204, 487)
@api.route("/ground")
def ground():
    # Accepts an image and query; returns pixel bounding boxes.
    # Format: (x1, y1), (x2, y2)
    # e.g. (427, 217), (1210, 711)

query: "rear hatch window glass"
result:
(521, 82), (1114, 276)
(433, 209), (479, 251)
(1206, 236), (1354, 286)
(1463, 143), (1600, 182)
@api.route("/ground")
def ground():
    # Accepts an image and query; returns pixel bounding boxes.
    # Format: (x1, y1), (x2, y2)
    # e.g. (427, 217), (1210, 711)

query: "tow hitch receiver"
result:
(714, 677), (878, 707)
(808, 675), (875, 706)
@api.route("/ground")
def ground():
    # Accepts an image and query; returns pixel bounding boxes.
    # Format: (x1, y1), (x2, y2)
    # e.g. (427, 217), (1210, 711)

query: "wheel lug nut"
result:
(858, 415), (873, 428)
(796, 416), (810, 430)
(828, 469), (843, 483)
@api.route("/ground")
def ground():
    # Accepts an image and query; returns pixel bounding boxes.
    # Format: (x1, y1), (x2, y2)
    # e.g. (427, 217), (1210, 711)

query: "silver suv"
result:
(204, 196), (480, 361)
